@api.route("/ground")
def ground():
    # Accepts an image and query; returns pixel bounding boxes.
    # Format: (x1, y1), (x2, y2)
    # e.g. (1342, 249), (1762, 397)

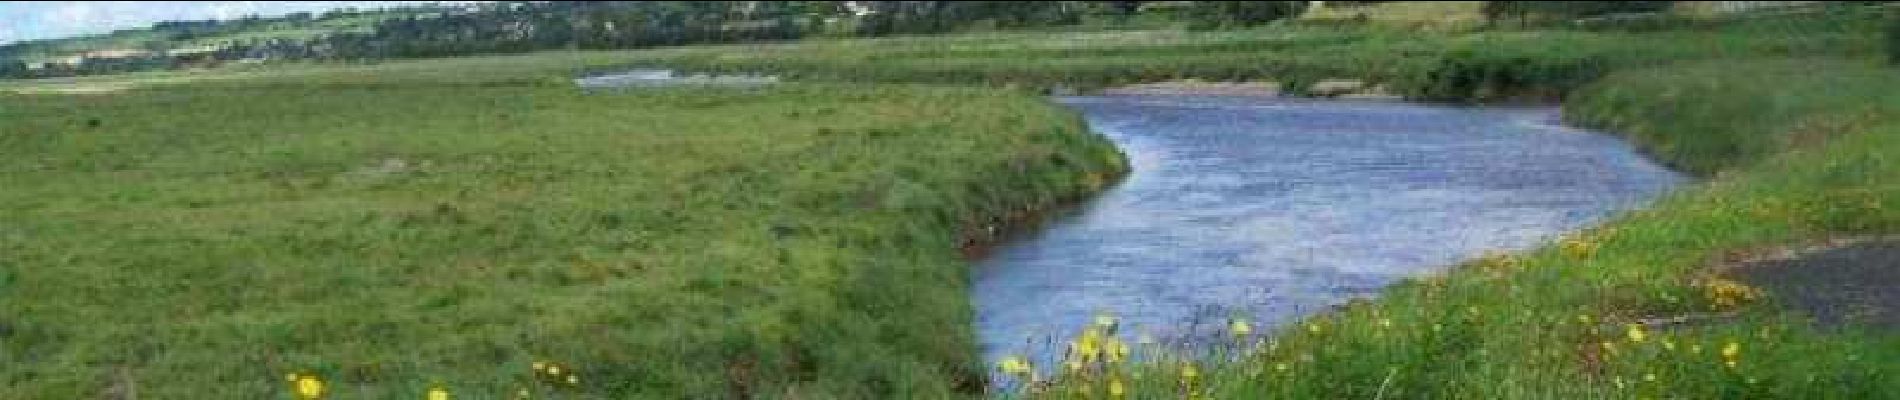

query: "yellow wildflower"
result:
(1306, 323), (1321, 335)
(1722, 341), (1741, 368)
(1230, 319), (1253, 336)
(293, 374), (325, 400)
(566, 375), (578, 385)
(1106, 340), (1130, 363)
(998, 356), (1033, 376)
(1662, 339), (1676, 352)
(532, 361), (547, 372)
(1626, 324), (1647, 343)
(1378, 318), (1392, 329)
(1561, 237), (1598, 259)
(428, 386), (450, 400)
(546, 365), (562, 377)
(1705, 279), (1761, 309)
(1643, 373), (1657, 383)
(1108, 378), (1126, 398)
(1066, 360), (1083, 373)
(1073, 333), (1102, 362)
(1180, 364), (1200, 381)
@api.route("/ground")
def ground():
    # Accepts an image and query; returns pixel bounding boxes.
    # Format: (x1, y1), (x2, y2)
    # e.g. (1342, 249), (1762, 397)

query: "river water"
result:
(971, 95), (1683, 372)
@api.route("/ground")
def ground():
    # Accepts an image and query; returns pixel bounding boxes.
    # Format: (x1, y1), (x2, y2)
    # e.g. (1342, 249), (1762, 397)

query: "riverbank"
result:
(1033, 58), (1900, 398)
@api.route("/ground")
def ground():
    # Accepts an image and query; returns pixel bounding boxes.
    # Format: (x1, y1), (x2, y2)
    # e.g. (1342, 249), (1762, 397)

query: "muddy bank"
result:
(1096, 79), (1401, 99)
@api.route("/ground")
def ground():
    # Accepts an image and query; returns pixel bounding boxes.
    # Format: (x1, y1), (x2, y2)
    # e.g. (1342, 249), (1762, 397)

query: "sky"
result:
(0, 1), (463, 44)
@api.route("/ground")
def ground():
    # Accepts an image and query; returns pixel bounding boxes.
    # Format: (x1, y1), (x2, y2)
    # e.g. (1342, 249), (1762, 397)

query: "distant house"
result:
(80, 49), (155, 60)
(166, 46), (220, 57)
(1673, 1), (1822, 15)
(842, 1), (877, 16)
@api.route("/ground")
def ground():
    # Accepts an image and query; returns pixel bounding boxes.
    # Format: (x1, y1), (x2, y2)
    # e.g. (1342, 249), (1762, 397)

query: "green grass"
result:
(622, 5), (1884, 100)
(0, 81), (1124, 398)
(6, 4), (1899, 399)
(7, 4), (1882, 100)
(1299, 1), (1490, 31)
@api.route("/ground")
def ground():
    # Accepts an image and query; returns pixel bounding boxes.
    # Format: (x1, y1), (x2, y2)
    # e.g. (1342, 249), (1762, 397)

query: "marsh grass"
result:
(0, 81), (1124, 398)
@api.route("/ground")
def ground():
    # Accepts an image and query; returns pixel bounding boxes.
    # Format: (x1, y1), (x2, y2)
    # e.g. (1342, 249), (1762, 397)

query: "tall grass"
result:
(0, 82), (1124, 398)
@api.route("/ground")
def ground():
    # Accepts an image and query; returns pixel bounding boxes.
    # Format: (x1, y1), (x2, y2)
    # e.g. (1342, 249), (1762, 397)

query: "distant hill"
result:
(0, 5), (449, 65)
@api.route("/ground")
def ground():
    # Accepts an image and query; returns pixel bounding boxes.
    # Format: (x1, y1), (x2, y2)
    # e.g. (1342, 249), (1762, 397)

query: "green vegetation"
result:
(6, 2), (1899, 399)
(1181, 1), (1310, 29)
(1481, 1), (1676, 26)
(0, 77), (1123, 397)
(623, 4), (1882, 102)
(4, 1), (1321, 80)
(1888, 7), (1900, 64)
(1301, 1), (1489, 31)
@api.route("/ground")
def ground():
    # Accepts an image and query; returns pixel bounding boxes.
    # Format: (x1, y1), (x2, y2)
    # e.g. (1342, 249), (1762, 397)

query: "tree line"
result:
(3, 1), (1764, 80)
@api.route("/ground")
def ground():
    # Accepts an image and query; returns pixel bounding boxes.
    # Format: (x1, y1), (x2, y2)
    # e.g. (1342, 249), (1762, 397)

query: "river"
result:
(971, 95), (1684, 374)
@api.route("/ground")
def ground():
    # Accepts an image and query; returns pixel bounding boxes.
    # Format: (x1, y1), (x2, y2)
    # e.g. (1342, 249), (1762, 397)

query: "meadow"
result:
(0, 82), (1123, 398)
(3, 2), (1898, 398)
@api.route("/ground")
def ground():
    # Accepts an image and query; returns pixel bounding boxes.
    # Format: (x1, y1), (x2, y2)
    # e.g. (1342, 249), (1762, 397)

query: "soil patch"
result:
(1727, 239), (1900, 330)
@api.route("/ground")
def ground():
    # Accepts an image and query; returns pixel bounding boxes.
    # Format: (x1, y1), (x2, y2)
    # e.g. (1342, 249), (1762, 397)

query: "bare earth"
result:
(1730, 239), (1900, 330)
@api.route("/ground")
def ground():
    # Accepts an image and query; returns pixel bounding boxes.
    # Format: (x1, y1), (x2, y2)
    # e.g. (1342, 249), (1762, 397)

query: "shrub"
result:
(1396, 45), (1609, 103)
(1185, 1), (1308, 29)
(1484, 1), (1675, 26)
(1887, 7), (1900, 65)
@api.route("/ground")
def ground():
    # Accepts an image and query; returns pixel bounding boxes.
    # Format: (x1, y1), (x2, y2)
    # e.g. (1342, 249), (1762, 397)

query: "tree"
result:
(1484, 1), (1674, 25)
(0, 60), (27, 79)
(1099, 1), (1146, 16)
(1186, 1), (1308, 28)
(1888, 7), (1899, 65)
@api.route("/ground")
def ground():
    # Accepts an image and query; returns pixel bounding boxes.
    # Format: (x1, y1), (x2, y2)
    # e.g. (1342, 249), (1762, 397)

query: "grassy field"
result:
(0, 80), (1123, 398)
(6, 4), (1884, 99)
(5, 3), (1898, 399)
